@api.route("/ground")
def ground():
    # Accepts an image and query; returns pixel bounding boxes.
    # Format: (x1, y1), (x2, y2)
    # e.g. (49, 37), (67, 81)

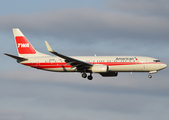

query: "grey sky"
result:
(0, 0), (169, 120)
(106, 0), (169, 17)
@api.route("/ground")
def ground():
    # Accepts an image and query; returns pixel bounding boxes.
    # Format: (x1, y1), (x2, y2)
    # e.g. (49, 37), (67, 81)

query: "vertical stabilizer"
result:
(13, 28), (49, 57)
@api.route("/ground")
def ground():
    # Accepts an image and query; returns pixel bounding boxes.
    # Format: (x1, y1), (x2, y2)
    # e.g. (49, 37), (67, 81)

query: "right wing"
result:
(45, 41), (93, 70)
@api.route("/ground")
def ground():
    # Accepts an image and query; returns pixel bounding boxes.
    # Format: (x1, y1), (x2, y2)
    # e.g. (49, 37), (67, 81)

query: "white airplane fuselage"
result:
(5, 28), (167, 80)
(20, 56), (166, 72)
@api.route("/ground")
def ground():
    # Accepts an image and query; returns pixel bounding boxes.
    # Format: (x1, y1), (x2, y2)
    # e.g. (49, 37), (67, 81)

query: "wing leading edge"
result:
(45, 41), (93, 70)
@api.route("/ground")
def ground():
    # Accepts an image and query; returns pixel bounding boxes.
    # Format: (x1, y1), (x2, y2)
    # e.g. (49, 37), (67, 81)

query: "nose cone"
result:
(161, 63), (167, 69)
(164, 64), (167, 68)
(158, 63), (167, 71)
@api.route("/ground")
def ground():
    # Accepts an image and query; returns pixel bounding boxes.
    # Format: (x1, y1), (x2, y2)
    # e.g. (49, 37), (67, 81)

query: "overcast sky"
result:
(0, 0), (169, 120)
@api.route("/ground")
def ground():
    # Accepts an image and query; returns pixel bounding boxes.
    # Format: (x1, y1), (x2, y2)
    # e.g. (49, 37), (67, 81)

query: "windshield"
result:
(153, 60), (161, 62)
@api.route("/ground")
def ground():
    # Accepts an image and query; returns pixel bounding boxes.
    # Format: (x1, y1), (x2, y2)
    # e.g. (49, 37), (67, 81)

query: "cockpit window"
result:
(153, 60), (161, 62)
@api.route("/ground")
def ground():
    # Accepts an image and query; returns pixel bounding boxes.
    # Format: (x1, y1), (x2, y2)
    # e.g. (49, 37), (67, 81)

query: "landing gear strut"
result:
(148, 71), (157, 78)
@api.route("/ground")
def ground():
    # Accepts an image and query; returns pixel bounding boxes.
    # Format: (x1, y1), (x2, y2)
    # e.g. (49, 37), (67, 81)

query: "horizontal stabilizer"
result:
(4, 53), (28, 61)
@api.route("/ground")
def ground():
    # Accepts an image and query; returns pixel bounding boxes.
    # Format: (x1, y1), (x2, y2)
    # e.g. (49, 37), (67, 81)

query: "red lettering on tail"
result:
(15, 36), (36, 54)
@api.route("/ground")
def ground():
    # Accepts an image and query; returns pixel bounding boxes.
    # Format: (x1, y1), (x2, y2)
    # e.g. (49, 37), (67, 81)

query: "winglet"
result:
(45, 41), (53, 52)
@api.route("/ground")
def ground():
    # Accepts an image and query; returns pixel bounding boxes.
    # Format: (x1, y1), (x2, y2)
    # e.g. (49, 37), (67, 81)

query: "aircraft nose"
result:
(164, 64), (167, 68)
(162, 63), (167, 69)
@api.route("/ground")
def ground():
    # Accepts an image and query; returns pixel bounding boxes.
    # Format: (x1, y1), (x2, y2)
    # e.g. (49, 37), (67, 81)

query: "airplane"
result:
(4, 28), (167, 80)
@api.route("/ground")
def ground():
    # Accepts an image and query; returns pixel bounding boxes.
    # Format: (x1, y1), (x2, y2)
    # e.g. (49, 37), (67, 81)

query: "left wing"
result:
(45, 41), (93, 70)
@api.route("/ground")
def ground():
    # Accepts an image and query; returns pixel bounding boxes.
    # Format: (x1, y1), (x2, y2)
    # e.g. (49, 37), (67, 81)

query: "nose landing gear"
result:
(148, 74), (152, 78)
(148, 71), (157, 79)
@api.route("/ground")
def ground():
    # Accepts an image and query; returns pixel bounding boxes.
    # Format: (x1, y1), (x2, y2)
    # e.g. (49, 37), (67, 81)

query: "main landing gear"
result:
(82, 73), (87, 78)
(82, 72), (93, 80)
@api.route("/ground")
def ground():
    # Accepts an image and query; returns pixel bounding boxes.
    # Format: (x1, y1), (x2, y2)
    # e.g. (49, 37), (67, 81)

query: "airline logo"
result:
(17, 43), (29, 48)
(15, 36), (36, 54)
(115, 57), (139, 61)
(134, 57), (138, 60)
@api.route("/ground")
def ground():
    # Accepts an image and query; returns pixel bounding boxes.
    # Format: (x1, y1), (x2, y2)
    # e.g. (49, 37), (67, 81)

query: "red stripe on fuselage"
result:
(22, 62), (162, 69)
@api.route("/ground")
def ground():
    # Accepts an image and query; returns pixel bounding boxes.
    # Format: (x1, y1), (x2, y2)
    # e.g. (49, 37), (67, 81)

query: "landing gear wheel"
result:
(82, 73), (87, 78)
(87, 75), (93, 80)
(148, 75), (152, 78)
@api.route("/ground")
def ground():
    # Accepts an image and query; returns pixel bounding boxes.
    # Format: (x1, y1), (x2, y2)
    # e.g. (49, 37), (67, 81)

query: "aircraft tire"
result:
(148, 75), (152, 78)
(82, 73), (87, 78)
(87, 75), (93, 80)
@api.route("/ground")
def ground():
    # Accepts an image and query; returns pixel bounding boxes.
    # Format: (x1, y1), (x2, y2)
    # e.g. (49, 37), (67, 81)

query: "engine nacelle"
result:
(91, 64), (109, 73)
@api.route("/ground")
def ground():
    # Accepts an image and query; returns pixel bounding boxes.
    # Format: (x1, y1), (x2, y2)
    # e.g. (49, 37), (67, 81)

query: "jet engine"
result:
(91, 64), (109, 73)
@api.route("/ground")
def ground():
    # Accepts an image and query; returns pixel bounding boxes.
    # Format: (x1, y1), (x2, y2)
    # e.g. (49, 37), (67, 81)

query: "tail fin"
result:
(13, 28), (49, 57)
